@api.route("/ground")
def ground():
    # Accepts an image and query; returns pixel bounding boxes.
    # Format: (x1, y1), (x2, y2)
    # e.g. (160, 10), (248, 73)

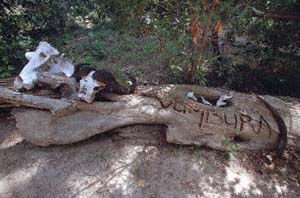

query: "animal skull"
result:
(14, 41), (74, 90)
(78, 71), (106, 103)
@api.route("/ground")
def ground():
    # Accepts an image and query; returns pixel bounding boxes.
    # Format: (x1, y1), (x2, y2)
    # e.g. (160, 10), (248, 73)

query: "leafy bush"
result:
(1, 0), (299, 98)
(0, 0), (69, 78)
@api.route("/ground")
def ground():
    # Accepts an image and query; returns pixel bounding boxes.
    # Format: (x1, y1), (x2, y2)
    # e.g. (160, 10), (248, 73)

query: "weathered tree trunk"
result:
(0, 85), (299, 151)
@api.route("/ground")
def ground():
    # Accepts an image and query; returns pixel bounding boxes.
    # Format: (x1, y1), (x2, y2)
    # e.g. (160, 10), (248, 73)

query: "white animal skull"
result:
(78, 71), (106, 103)
(14, 41), (74, 90)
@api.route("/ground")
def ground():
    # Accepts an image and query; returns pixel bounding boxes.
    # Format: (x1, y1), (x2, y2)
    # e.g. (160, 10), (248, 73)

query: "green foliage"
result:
(203, 0), (300, 96)
(0, 0), (299, 97)
(143, 38), (159, 53)
(246, 0), (300, 49)
(130, 159), (145, 179)
(21, 0), (68, 32)
(170, 58), (207, 85)
(194, 67), (207, 85)
(222, 140), (237, 160)
(212, 44), (300, 97)
(254, 48), (300, 97)
(0, 0), (69, 78)
(71, 0), (152, 29)
(0, 66), (15, 78)
(192, 145), (202, 160)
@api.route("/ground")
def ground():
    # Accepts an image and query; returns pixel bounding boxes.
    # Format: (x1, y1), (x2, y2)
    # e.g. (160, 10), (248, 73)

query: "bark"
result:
(0, 84), (299, 151)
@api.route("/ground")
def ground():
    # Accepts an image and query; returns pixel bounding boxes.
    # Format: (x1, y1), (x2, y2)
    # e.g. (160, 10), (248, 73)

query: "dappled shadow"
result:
(0, 124), (299, 197)
(0, 108), (23, 149)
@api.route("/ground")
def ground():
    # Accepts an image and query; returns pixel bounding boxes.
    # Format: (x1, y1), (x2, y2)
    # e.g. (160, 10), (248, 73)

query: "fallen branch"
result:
(0, 85), (299, 152)
(0, 87), (76, 115)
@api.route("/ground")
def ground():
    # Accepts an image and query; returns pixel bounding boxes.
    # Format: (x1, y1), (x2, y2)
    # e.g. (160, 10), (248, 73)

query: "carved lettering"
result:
(224, 113), (238, 129)
(161, 97), (274, 137)
(240, 114), (252, 131)
(211, 112), (224, 124)
(198, 110), (205, 129)
(205, 110), (210, 123)
(253, 115), (272, 137)
(261, 115), (272, 137)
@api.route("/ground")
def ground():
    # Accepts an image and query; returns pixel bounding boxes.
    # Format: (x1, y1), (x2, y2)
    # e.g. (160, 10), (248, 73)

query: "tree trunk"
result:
(0, 84), (299, 151)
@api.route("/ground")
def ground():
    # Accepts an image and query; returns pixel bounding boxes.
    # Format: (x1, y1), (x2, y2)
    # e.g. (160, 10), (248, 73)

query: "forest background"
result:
(1, 0), (300, 97)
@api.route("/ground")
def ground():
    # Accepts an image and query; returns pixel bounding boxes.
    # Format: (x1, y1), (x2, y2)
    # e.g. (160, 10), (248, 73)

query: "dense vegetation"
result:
(1, 0), (300, 96)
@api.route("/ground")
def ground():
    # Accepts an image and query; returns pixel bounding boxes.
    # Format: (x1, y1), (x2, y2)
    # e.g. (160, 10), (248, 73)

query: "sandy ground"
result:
(0, 110), (300, 198)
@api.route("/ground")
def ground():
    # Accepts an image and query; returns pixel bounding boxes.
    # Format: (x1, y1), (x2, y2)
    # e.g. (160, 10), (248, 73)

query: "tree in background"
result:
(0, 0), (299, 96)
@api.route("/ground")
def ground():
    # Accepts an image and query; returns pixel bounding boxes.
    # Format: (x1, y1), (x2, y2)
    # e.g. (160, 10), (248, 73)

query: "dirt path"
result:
(0, 112), (299, 198)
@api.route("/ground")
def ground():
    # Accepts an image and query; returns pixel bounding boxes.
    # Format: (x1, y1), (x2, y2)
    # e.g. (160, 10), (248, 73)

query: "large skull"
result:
(78, 71), (106, 103)
(14, 41), (74, 90)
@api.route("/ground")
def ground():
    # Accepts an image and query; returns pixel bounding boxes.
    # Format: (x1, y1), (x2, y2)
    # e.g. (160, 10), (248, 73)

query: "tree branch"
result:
(0, 87), (76, 115)
(250, 6), (300, 20)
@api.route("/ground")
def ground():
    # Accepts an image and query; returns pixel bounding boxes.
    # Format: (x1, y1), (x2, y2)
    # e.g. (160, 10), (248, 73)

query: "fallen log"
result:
(0, 85), (299, 151)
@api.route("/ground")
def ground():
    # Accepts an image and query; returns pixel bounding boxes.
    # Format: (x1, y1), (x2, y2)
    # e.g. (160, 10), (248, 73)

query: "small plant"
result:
(192, 145), (202, 160)
(222, 140), (237, 160)
(169, 61), (206, 85)
(131, 160), (145, 179)
(170, 62), (184, 84)
(194, 67), (207, 86)
(177, 145), (186, 157)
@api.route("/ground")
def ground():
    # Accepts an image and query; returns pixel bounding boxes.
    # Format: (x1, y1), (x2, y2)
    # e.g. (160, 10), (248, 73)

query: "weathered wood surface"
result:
(1, 85), (299, 151)
(137, 85), (300, 150)
(35, 72), (78, 99)
(0, 87), (75, 115)
(0, 76), (62, 108)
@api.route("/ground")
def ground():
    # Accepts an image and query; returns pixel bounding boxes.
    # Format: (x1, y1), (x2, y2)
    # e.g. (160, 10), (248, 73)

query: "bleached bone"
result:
(25, 51), (35, 61)
(48, 53), (74, 77)
(186, 92), (198, 101)
(78, 71), (105, 103)
(14, 42), (59, 89)
(14, 42), (74, 90)
(200, 96), (213, 106)
(216, 94), (233, 107)
(188, 92), (233, 107)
